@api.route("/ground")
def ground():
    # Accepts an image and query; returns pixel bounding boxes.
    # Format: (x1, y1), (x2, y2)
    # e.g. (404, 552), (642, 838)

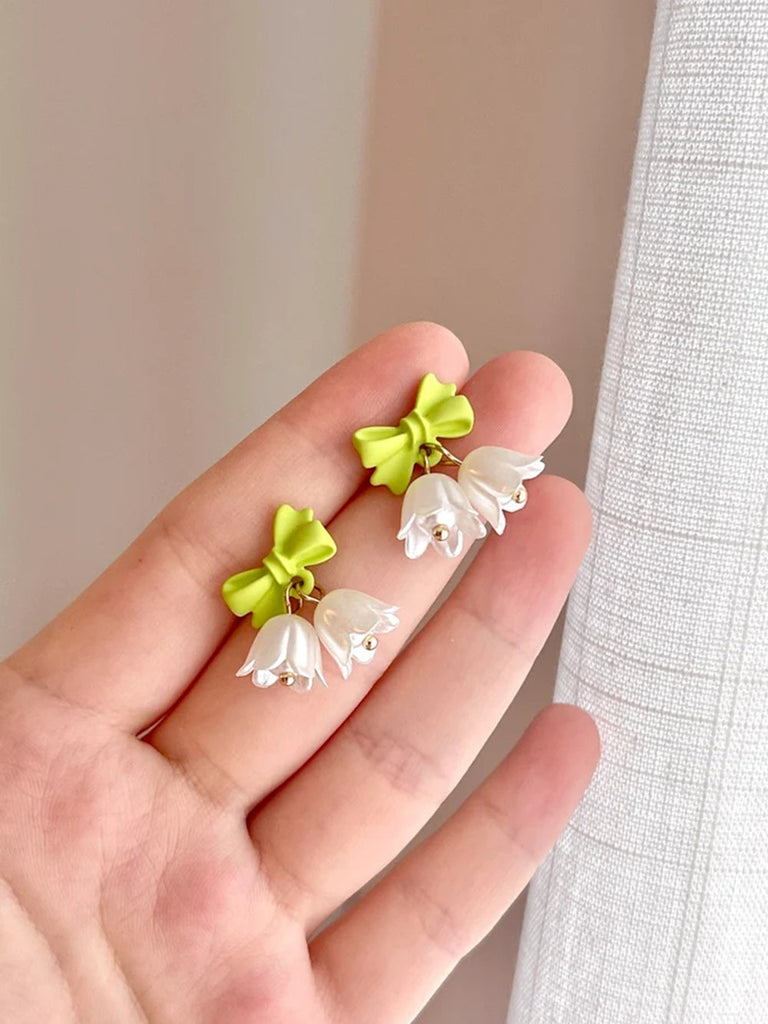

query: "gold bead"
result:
(431, 524), (450, 541)
(362, 634), (378, 651)
(279, 672), (297, 686)
(513, 485), (526, 504)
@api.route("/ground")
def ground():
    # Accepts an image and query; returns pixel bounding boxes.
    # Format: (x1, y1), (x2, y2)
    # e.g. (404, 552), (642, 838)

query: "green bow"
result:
(352, 372), (475, 494)
(221, 505), (337, 628)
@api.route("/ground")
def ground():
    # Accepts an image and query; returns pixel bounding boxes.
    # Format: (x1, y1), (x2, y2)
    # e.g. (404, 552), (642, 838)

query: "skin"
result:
(0, 323), (599, 1024)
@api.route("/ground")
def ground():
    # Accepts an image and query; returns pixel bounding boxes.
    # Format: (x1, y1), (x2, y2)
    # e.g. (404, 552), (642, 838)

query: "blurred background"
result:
(0, 3), (655, 1020)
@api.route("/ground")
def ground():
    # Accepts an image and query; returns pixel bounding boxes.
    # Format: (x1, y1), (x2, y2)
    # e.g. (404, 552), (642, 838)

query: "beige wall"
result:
(0, 1), (376, 649)
(1, 3), (654, 1021)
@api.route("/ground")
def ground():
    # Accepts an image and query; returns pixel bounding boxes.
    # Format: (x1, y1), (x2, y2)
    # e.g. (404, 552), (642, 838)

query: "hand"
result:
(0, 323), (598, 1024)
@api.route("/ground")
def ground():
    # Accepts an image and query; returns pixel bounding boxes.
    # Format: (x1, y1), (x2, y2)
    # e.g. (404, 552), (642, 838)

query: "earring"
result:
(353, 373), (544, 559)
(221, 504), (399, 692)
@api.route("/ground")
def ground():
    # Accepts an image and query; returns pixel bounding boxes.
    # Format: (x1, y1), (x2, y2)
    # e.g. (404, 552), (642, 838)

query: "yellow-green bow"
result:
(221, 505), (337, 628)
(352, 372), (475, 494)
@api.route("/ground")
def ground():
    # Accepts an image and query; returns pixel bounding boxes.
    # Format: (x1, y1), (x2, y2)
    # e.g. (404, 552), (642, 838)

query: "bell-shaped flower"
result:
(397, 473), (486, 559)
(236, 613), (325, 693)
(314, 588), (400, 679)
(458, 445), (544, 535)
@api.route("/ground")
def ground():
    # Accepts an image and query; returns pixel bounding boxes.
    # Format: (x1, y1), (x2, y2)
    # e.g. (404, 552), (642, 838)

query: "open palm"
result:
(0, 323), (598, 1024)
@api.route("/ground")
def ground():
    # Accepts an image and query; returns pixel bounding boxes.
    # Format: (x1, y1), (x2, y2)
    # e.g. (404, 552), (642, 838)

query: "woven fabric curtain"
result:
(509, 1), (768, 1021)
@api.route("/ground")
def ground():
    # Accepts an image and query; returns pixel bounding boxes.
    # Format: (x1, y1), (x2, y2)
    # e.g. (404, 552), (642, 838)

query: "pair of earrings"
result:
(222, 373), (544, 693)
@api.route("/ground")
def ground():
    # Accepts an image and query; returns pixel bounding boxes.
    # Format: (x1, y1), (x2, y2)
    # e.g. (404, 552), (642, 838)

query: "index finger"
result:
(5, 323), (468, 730)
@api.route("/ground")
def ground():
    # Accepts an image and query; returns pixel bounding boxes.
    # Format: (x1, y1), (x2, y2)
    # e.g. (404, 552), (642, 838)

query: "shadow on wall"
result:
(349, 3), (655, 1022)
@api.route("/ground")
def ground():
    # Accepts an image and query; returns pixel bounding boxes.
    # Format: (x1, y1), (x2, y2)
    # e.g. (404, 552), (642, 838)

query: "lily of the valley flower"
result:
(397, 473), (486, 559)
(236, 613), (325, 692)
(314, 588), (400, 678)
(458, 445), (544, 534)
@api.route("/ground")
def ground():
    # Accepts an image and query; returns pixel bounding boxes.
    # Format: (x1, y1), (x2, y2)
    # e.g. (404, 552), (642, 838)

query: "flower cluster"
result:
(236, 589), (399, 693)
(397, 445), (544, 559)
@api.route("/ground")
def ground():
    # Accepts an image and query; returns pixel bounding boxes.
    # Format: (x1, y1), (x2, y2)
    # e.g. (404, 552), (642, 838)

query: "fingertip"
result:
(281, 322), (470, 451)
(530, 474), (593, 554)
(403, 320), (471, 374)
(570, 705), (602, 775)
(514, 350), (574, 424)
(364, 320), (470, 388)
(494, 703), (598, 861)
(533, 702), (601, 780)
(461, 350), (573, 455)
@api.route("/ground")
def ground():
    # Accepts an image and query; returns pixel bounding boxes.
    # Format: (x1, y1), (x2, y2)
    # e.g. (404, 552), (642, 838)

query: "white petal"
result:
(490, 507), (507, 534)
(375, 608), (401, 631)
(403, 523), (431, 559)
(461, 509), (488, 541)
(314, 596), (354, 672)
(350, 641), (377, 666)
(459, 446), (543, 499)
(397, 513), (417, 540)
(441, 526), (465, 558)
(469, 445), (543, 477)
(252, 669), (279, 688)
(400, 473), (474, 519)
(316, 589), (392, 634)
(400, 474), (441, 523)
(236, 614), (325, 692)
(521, 459), (544, 479)
(235, 614), (292, 676)
(276, 616), (317, 679)
(456, 475), (501, 533)
(289, 674), (314, 694)
(483, 494), (507, 534)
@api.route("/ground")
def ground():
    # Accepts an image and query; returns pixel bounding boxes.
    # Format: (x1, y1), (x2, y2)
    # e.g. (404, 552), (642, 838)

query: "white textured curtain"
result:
(510, 1), (768, 1021)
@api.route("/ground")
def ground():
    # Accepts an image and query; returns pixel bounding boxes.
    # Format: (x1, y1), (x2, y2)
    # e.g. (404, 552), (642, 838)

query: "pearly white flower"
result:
(397, 473), (486, 559)
(236, 613), (326, 693)
(458, 445), (545, 534)
(314, 588), (400, 679)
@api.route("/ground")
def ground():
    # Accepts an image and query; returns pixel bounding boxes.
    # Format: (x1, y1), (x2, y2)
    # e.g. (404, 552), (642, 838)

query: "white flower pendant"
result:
(397, 473), (486, 559)
(314, 588), (400, 679)
(352, 372), (548, 559)
(458, 446), (545, 534)
(236, 613), (326, 692)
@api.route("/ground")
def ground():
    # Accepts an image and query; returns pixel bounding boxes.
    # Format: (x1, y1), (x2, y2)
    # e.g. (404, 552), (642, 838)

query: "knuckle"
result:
(475, 792), (539, 868)
(248, 826), (318, 925)
(153, 508), (233, 593)
(396, 873), (468, 961)
(344, 719), (449, 805)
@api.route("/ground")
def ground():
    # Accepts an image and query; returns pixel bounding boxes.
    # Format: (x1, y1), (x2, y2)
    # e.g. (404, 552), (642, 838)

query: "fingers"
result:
(310, 704), (599, 1024)
(5, 323), (468, 730)
(249, 474), (592, 931)
(147, 351), (573, 812)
